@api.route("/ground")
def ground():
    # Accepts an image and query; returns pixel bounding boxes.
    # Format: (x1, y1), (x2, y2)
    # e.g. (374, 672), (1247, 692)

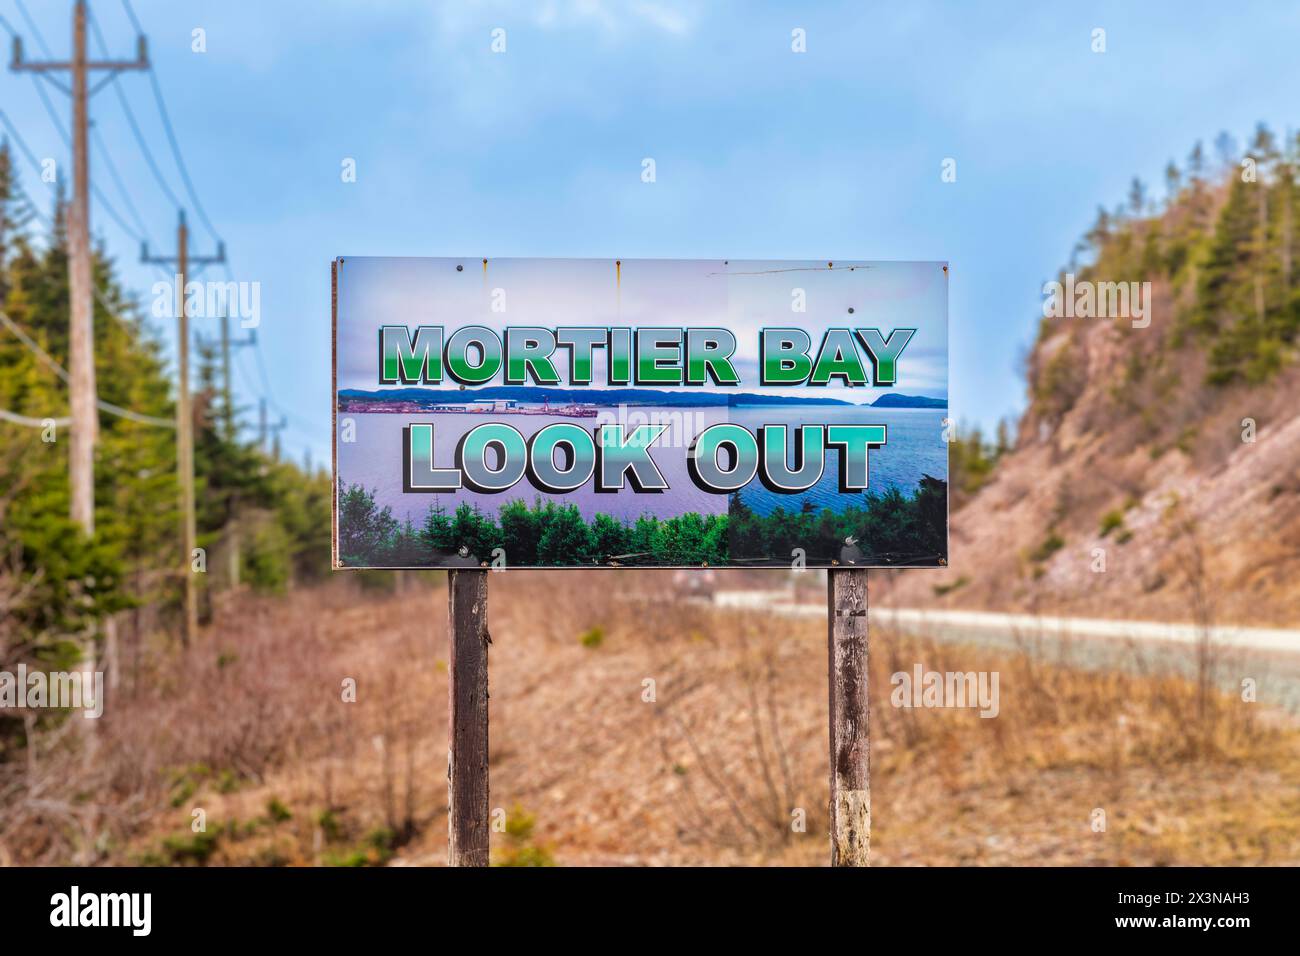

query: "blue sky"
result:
(4, 0), (1300, 467)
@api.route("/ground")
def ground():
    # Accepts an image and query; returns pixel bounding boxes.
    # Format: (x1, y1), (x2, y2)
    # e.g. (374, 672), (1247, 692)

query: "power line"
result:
(117, 0), (145, 35)
(2, 122), (223, 439)
(0, 309), (176, 428)
(4, 114), (171, 301)
(120, 0), (221, 245)
(101, 75), (185, 210)
(3, 179), (210, 432)
(143, 51), (220, 244)
(16, 0), (70, 143)
(5, 130), (226, 442)
(228, 272), (318, 448)
(12, 0), (48, 55)
(84, 5), (182, 210)
(92, 178), (144, 241)
(12, 27), (148, 245)
(7, 3), (289, 457)
(0, 106), (149, 249)
(0, 407), (71, 428)
(31, 68), (72, 146)
(91, 121), (151, 240)
(232, 346), (316, 463)
(2, 173), (39, 230)
(81, 1), (154, 245)
(110, 2), (284, 456)
(12, 181), (52, 229)
(3, 171), (53, 234)
(222, 257), (319, 444)
(0, 107), (48, 178)
(27, 73), (153, 243)
(250, 331), (315, 434)
(5, 157), (183, 418)
(90, 7), (222, 273)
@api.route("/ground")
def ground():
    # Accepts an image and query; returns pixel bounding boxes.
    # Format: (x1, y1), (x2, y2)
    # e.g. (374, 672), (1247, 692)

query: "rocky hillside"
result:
(891, 128), (1300, 627)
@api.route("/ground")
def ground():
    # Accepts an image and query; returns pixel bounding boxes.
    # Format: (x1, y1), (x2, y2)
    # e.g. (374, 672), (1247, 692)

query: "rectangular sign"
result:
(332, 258), (948, 570)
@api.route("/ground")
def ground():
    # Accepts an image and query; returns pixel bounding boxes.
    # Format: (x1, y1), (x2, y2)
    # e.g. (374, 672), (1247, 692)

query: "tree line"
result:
(337, 475), (947, 567)
(0, 141), (330, 680)
(1054, 122), (1300, 390)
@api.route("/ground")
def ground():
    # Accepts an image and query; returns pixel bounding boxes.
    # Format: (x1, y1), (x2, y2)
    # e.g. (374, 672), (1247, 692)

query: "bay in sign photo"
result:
(332, 258), (948, 569)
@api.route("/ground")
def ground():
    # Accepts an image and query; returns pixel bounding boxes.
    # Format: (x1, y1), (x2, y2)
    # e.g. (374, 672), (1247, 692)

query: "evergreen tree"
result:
(1213, 130), (1238, 172)
(1163, 160), (1181, 205)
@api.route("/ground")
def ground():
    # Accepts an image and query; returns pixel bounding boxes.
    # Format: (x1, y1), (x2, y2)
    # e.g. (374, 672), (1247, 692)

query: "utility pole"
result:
(221, 312), (252, 589)
(143, 211), (224, 646)
(221, 312), (234, 441)
(217, 312), (255, 443)
(271, 423), (286, 461)
(10, 1), (149, 534)
(258, 396), (286, 460)
(198, 313), (254, 589)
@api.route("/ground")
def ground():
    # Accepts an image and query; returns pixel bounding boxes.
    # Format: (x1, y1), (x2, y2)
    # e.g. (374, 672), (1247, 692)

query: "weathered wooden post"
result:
(828, 567), (870, 866)
(447, 569), (490, 866)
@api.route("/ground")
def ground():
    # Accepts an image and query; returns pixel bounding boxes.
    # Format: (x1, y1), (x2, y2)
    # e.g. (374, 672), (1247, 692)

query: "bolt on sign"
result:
(332, 258), (948, 570)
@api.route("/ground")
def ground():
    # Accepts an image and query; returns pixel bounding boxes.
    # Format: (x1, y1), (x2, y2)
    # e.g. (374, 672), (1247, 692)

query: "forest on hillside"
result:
(899, 122), (1300, 626)
(943, 123), (1300, 518)
(1028, 123), (1300, 425)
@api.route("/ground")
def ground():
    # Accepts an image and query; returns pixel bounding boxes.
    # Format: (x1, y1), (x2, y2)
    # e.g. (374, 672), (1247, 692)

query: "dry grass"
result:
(2, 572), (1297, 866)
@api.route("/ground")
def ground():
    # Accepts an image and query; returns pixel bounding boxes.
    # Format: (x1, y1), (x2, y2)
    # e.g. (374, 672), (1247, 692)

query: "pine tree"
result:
(1213, 130), (1238, 172)
(1128, 177), (1147, 216)
(1164, 160), (1182, 205)
(0, 140), (31, 303)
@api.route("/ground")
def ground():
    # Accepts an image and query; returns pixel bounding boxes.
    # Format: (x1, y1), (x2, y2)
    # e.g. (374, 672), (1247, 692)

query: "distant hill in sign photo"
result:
(870, 393), (949, 408)
(336, 386), (884, 407)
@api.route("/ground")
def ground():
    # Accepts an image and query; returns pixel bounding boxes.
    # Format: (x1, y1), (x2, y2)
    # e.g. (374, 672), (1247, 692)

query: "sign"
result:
(332, 258), (948, 570)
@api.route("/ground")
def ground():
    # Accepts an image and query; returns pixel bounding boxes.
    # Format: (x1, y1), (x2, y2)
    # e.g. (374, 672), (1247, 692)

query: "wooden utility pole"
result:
(219, 311), (236, 442)
(143, 211), (224, 646)
(214, 311), (253, 588)
(212, 309), (255, 442)
(447, 569), (490, 866)
(197, 312), (254, 591)
(828, 568), (870, 866)
(10, 0), (148, 533)
(259, 397), (287, 461)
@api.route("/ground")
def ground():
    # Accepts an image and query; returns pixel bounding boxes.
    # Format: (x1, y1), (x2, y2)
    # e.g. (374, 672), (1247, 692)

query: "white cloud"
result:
(432, 0), (698, 40)
(627, 1), (694, 36)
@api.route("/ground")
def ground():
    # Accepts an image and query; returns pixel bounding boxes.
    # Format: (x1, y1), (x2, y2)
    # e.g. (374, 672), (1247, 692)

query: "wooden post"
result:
(447, 569), (490, 866)
(828, 568), (870, 866)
